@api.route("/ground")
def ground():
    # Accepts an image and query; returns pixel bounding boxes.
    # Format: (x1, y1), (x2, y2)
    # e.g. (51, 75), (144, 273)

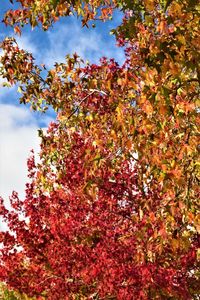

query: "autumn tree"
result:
(0, 0), (199, 299)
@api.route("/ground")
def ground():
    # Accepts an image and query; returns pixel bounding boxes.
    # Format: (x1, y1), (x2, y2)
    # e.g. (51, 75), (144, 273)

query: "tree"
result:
(0, 0), (199, 299)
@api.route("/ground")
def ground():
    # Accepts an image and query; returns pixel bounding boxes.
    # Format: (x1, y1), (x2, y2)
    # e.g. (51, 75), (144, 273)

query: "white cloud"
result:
(0, 104), (50, 206)
(16, 35), (37, 55)
(42, 21), (125, 67)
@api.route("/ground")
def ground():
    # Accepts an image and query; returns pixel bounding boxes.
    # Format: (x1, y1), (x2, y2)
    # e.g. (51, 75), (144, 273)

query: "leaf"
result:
(17, 86), (23, 93)
(1, 1), (199, 299)
(14, 26), (21, 35)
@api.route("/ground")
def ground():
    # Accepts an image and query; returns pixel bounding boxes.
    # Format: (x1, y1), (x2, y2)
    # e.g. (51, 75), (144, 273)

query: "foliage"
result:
(0, 282), (33, 300)
(0, 0), (200, 299)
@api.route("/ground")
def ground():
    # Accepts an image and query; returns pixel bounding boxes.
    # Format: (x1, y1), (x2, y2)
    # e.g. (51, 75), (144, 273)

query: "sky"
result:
(0, 1), (125, 217)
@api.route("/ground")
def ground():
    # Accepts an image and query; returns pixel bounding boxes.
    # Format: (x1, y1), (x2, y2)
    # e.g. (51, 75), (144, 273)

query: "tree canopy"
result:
(0, 0), (199, 299)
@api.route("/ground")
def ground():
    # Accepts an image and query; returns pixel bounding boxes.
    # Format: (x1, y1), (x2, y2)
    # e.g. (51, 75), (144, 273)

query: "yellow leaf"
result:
(172, 239), (179, 252)
(86, 114), (93, 121)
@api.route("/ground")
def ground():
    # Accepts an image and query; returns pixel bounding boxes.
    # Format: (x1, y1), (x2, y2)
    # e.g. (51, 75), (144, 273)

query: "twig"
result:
(37, 274), (63, 286)
(68, 89), (107, 119)
(83, 88), (107, 96)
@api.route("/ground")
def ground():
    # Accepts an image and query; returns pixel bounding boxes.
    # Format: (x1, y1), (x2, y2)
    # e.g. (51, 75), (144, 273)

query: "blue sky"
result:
(0, 1), (125, 212)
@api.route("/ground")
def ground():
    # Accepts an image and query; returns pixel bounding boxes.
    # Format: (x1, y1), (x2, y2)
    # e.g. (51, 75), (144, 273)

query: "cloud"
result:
(16, 34), (38, 55)
(42, 20), (125, 67)
(0, 104), (50, 206)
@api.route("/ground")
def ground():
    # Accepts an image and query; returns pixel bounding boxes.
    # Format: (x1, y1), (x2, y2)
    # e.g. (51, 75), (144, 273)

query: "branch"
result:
(37, 274), (64, 286)
(84, 88), (107, 96)
(30, 70), (47, 86)
(67, 89), (107, 119)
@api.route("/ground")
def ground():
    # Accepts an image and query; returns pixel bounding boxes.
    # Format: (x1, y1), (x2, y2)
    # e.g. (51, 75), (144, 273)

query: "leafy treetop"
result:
(0, 0), (200, 299)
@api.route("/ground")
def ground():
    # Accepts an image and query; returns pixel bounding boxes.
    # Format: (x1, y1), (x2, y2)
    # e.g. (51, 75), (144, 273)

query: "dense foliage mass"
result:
(0, 0), (199, 299)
